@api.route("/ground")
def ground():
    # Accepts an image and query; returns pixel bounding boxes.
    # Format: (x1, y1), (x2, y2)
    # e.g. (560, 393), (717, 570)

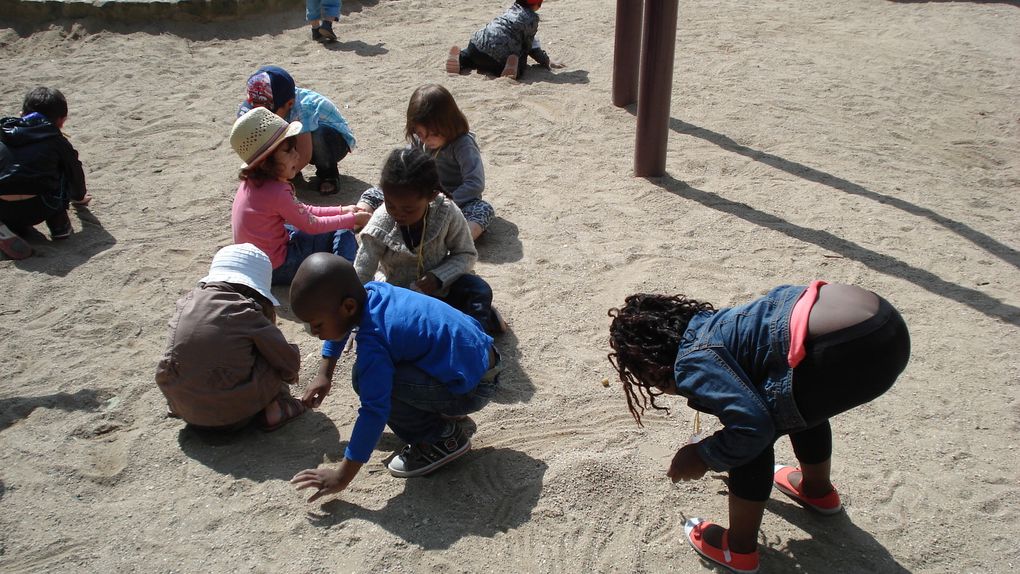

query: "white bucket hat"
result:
(199, 243), (279, 306)
(230, 106), (302, 169)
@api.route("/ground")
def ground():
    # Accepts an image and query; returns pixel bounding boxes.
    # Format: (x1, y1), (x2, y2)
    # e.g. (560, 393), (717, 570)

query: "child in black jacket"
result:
(0, 87), (89, 259)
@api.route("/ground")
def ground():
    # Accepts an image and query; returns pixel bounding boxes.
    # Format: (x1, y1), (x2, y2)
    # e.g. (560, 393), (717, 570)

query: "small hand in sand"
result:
(291, 467), (346, 503)
(667, 443), (709, 482)
(302, 374), (332, 408)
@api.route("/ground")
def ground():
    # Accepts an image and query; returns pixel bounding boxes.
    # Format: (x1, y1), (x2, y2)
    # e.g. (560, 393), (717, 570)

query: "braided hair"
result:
(608, 294), (715, 425)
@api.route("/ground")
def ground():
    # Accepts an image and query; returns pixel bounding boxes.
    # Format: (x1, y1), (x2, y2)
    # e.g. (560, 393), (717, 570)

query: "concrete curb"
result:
(1, 0), (295, 23)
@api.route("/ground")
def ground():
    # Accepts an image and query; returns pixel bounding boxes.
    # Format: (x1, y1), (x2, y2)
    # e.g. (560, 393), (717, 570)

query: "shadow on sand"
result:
(307, 446), (547, 549)
(758, 499), (912, 573)
(177, 410), (342, 482)
(0, 388), (110, 431)
(11, 205), (116, 277)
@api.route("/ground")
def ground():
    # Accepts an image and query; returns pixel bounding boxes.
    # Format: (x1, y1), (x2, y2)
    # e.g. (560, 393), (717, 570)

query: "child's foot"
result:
(0, 223), (33, 260)
(388, 420), (471, 478)
(684, 518), (760, 574)
(319, 20), (337, 42)
(446, 46), (461, 74)
(773, 464), (842, 514)
(256, 393), (307, 432)
(501, 54), (519, 79)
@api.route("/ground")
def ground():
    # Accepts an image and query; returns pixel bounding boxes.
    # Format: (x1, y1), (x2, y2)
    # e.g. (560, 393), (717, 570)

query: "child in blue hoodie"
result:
(0, 87), (90, 259)
(288, 253), (501, 502)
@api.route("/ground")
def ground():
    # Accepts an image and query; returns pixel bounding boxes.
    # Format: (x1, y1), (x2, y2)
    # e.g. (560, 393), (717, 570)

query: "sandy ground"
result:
(1, 0), (1019, 572)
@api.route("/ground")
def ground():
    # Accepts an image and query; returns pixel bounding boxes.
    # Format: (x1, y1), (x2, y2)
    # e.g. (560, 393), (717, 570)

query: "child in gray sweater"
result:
(355, 147), (505, 335)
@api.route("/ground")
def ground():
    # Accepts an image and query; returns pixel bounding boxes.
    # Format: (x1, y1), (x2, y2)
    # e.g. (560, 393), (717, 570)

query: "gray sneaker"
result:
(388, 421), (471, 478)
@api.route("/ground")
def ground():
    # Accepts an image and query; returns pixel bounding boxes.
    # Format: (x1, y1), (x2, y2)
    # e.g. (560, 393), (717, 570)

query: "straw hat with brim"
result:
(199, 243), (279, 306)
(230, 106), (302, 169)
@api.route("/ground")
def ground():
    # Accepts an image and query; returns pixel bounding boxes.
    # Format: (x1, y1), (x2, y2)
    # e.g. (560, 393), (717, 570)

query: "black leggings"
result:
(459, 42), (508, 76)
(728, 296), (911, 501)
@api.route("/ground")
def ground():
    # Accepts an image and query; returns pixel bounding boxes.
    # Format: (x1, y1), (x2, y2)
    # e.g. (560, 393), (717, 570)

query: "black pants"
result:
(728, 296), (911, 501)
(0, 195), (67, 235)
(459, 42), (520, 77)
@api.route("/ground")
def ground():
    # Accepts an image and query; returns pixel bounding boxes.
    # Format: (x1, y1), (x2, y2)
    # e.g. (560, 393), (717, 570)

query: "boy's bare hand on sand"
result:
(291, 468), (346, 502)
(666, 443), (708, 482)
(292, 459), (362, 503)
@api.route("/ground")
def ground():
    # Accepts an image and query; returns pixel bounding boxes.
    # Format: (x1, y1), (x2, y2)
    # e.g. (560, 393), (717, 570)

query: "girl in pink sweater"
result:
(229, 107), (370, 285)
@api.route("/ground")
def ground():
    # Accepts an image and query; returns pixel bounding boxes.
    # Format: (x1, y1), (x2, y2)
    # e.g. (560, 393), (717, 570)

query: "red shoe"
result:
(773, 464), (843, 514)
(684, 518), (759, 574)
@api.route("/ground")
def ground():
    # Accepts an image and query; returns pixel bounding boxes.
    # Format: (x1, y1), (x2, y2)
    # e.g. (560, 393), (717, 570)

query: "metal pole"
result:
(612, 0), (643, 108)
(634, 0), (679, 177)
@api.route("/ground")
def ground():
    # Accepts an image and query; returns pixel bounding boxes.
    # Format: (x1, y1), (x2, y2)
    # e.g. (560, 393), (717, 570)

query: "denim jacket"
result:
(674, 285), (808, 471)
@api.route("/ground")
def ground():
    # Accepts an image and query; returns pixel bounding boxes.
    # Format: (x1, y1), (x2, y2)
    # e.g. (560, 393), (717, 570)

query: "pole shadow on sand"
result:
(758, 499), (912, 573)
(668, 118), (1020, 272)
(306, 446), (547, 550)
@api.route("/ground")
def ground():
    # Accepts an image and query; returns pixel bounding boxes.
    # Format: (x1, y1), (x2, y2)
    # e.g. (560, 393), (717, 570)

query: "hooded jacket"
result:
(0, 113), (86, 201)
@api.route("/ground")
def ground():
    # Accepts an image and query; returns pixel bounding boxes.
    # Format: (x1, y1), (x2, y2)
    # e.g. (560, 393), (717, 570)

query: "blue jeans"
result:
(311, 125), (351, 181)
(353, 359), (500, 445)
(440, 274), (496, 333)
(271, 225), (357, 285)
(306, 0), (340, 22)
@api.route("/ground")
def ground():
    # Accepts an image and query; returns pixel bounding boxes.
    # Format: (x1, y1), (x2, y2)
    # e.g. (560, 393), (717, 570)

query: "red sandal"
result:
(773, 464), (843, 514)
(684, 518), (759, 574)
(256, 393), (307, 432)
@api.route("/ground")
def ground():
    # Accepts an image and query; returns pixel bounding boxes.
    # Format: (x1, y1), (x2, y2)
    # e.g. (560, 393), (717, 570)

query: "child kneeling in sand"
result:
(608, 282), (910, 574)
(0, 87), (91, 260)
(155, 244), (306, 432)
(289, 253), (501, 502)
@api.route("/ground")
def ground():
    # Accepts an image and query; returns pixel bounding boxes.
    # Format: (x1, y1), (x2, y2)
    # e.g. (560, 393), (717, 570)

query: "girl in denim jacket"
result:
(608, 282), (910, 574)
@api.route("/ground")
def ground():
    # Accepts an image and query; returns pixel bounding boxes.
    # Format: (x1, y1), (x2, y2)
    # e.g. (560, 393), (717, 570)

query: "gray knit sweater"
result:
(354, 194), (476, 297)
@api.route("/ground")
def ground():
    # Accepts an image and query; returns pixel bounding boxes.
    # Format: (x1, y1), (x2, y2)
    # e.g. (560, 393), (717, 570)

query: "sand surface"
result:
(2, 0), (1019, 572)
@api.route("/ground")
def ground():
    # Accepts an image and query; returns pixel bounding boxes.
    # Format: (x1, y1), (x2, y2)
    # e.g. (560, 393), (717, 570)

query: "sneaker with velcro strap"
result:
(388, 421), (471, 478)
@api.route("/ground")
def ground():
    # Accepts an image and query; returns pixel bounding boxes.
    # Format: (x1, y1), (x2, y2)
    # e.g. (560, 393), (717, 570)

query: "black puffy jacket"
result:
(0, 113), (86, 201)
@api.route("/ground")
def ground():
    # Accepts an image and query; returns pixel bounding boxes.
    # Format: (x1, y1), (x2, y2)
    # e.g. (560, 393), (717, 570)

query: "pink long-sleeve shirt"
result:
(231, 178), (358, 269)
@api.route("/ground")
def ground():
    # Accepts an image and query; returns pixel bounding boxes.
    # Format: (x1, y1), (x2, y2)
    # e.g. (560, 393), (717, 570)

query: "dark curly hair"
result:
(608, 293), (715, 425)
(379, 147), (448, 199)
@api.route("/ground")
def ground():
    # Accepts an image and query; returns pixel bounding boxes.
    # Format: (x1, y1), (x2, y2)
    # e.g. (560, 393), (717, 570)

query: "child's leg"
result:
(787, 421), (835, 498)
(461, 43), (504, 76)
(271, 227), (352, 285)
(723, 443), (775, 553)
(306, 0), (321, 25)
(310, 126), (349, 194)
(331, 230), (357, 263)
(459, 198), (494, 241)
(356, 363), (492, 445)
(441, 274), (495, 332)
